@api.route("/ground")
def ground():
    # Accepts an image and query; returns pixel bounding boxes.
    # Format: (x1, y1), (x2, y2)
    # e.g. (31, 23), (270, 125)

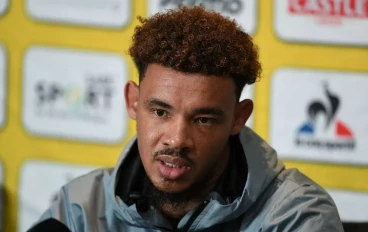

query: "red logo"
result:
(289, 0), (368, 18)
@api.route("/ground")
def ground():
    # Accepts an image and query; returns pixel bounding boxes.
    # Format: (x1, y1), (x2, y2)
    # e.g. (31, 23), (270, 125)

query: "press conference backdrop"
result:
(0, 0), (367, 231)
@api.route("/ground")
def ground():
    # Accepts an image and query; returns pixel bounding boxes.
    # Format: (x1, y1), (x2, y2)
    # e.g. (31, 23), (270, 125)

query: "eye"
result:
(154, 109), (167, 117)
(197, 117), (215, 125)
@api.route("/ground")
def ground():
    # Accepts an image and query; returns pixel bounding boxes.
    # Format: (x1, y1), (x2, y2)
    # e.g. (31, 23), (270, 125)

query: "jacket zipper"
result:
(175, 200), (209, 232)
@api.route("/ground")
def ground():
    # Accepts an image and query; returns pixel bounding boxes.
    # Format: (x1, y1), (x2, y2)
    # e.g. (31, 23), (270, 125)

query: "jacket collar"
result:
(104, 127), (285, 229)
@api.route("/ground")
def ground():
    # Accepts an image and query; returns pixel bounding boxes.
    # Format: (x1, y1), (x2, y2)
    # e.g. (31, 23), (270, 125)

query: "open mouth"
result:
(157, 156), (192, 179)
(162, 161), (189, 169)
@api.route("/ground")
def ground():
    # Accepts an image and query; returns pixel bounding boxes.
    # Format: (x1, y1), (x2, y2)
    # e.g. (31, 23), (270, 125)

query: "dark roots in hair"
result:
(129, 6), (262, 100)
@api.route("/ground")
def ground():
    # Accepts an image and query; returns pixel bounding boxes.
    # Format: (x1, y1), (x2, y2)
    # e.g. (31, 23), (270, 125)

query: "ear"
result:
(124, 80), (139, 120)
(230, 99), (253, 135)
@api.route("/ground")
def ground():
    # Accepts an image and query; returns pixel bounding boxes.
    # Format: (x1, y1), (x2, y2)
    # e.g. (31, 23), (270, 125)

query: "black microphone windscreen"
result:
(27, 218), (71, 232)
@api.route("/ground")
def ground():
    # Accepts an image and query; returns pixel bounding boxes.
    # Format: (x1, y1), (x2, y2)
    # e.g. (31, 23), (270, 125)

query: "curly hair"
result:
(129, 6), (261, 100)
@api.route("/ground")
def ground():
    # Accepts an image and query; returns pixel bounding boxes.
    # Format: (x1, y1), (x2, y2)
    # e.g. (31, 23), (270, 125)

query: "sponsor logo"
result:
(34, 75), (114, 123)
(159, 0), (244, 14)
(274, 0), (368, 45)
(270, 68), (368, 165)
(0, 0), (8, 15)
(23, 46), (128, 143)
(295, 83), (355, 150)
(18, 161), (97, 232)
(149, 0), (257, 35)
(289, 0), (368, 18)
(0, 44), (6, 129)
(25, 0), (131, 28)
(288, 0), (368, 24)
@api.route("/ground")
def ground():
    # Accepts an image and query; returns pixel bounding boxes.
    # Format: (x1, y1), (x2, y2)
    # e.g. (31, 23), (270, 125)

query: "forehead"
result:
(139, 64), (237, 108)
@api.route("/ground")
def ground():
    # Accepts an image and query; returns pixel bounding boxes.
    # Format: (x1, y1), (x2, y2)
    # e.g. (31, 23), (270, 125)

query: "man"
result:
(32, 6), (343, 232)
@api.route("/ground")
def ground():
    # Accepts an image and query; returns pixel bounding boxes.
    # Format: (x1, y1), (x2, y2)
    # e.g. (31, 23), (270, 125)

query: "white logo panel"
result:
(18, 160), (98, 232)
(270, 68), (368, 165)
(0, 44), (6, 129)
(26, 0), (131, 28)
(0, 0), (8, 16)
(240, 85), (254, 128)
(328, 189), (368, 222)
(148, 0), (257, 35)
(23, 46), (128, 144)
(274, 0), (368, 45)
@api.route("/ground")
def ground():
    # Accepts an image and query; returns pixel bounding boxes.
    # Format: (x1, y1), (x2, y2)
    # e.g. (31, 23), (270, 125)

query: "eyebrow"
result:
(193, 107), (225, 117)
(144, 98), (225, 117)
(144, 98), (173, 110)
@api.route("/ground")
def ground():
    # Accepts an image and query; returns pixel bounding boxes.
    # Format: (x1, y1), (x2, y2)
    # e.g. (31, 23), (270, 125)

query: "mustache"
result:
(153, 148), (194, 165)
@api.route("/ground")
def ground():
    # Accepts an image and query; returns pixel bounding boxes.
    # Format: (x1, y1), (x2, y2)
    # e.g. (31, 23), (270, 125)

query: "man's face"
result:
(125, 64), (251, 194)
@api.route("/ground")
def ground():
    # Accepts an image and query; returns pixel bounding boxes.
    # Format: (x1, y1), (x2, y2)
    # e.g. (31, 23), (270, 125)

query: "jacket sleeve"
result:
(30, 186), (77, 232)
(261, 184), (344, 232)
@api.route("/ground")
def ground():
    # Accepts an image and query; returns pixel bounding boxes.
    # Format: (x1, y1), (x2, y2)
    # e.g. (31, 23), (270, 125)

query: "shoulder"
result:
(42, 167), (114, 230)
(260, 168), (343, 231)
(276, 168), (327, 195)
(61, 168), (112, 198)
(272, 168), (337, 214)
(275, 168), (338, 210)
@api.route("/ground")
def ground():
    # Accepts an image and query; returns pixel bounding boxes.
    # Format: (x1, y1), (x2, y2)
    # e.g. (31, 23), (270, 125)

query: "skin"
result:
(124, 63), (253, 220)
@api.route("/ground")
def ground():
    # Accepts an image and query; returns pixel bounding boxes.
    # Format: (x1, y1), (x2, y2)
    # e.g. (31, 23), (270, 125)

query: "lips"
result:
(157, 156), (191, 167)
(156, 156), (192, 180)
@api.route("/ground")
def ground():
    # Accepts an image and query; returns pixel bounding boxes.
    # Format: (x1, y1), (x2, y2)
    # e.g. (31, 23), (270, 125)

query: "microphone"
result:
(27, 218), (71, 232)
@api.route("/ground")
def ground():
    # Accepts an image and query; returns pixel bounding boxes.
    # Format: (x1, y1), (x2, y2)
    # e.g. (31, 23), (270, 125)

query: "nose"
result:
(162, 117), (193, 149)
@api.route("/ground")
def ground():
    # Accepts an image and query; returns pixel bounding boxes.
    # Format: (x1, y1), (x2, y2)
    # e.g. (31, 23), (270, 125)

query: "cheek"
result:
(136, 112), (162, 157)
(194, 131), (228, 163)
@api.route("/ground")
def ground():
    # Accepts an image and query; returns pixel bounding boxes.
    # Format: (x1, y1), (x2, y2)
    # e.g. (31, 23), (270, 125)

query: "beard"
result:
(142, 174), (208, 212)
(140, 147), (225, 213)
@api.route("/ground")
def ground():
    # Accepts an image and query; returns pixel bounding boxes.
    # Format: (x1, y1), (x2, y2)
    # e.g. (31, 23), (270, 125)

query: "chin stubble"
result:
(142, 175), (207, 212)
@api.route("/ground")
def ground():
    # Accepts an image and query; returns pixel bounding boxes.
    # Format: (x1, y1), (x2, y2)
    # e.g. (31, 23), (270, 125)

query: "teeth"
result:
(164, 162), (181, 168)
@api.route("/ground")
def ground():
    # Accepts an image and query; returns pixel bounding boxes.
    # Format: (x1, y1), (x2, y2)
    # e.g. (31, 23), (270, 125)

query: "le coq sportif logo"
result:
(295, 83), (355, 151)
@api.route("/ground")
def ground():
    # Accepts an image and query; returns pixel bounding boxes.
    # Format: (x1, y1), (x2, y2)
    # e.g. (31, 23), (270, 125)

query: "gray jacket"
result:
(35, 127), (344, 231)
